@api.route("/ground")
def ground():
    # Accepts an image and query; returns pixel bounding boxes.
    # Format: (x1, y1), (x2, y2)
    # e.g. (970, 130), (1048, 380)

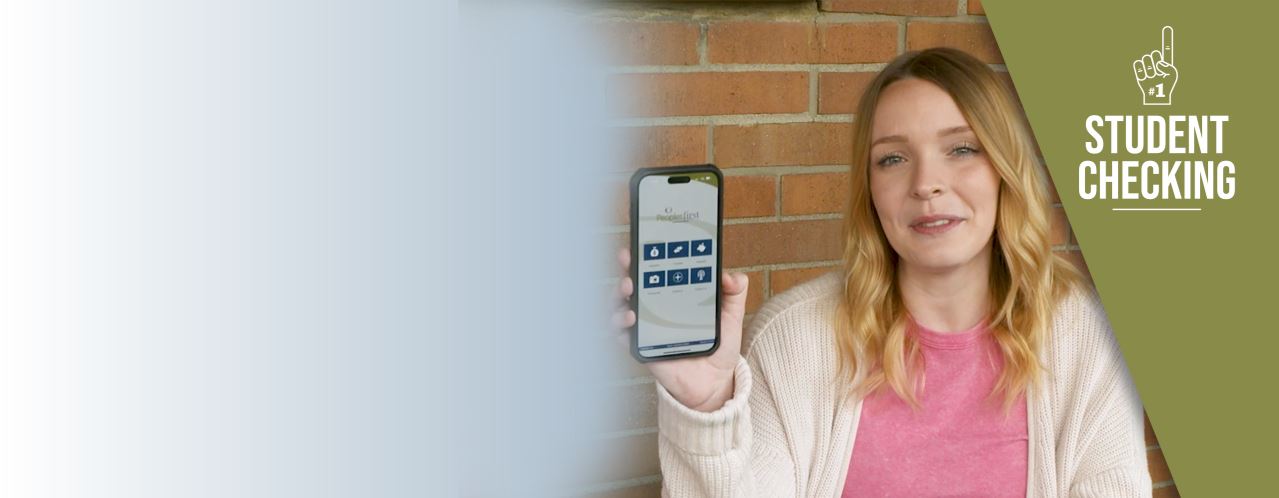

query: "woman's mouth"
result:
(910, 215), (964, 235)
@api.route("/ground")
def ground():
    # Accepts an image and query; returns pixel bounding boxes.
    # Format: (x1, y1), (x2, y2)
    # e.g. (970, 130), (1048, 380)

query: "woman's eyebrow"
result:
(870, 126), (972, 147)
(870, 134), (906, 147)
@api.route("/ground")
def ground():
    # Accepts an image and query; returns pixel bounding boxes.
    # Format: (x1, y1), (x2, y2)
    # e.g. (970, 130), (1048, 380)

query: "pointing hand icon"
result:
(1134, 26), (1178, 105)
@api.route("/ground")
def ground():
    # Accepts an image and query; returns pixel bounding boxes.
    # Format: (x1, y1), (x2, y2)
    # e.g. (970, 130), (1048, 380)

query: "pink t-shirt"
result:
(842, 318), (1028, 497)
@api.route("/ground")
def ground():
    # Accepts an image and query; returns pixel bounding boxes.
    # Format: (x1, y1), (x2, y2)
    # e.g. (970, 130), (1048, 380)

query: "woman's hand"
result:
(612, 247), (749, 413)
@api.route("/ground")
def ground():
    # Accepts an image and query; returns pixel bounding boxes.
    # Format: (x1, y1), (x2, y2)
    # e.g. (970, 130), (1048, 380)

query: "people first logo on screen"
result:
(1077, 26), (1237, 211)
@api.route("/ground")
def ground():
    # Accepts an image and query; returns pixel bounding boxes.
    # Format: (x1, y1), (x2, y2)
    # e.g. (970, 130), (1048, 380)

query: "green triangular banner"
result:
(985, 0), (1279, 494)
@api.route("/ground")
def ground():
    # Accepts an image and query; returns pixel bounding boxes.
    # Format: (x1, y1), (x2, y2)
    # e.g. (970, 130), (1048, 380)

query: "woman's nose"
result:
(909, 159), (946, 200)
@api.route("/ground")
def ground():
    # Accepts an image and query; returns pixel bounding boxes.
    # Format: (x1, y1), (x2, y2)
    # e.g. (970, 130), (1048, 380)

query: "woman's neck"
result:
(898, 252), (992, 334)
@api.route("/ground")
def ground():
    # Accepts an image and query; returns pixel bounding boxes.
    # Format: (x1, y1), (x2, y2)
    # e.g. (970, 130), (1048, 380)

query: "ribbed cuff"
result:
(655, 356), (753, 456)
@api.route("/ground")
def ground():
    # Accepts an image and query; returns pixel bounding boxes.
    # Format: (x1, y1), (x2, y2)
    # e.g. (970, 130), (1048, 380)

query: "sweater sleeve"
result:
(1066, 291), (1153, 498)
(655, 352), (798, 497)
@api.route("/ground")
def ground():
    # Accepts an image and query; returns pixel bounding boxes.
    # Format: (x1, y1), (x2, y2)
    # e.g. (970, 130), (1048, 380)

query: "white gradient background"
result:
(1, 1), (614, 497)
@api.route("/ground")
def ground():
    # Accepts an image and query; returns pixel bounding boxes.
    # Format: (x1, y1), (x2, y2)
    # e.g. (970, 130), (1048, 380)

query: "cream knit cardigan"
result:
(655, 272), (1152, 497)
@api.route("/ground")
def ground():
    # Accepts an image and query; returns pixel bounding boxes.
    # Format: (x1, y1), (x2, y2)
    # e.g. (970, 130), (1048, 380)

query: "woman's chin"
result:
(899, 251), (984, 274)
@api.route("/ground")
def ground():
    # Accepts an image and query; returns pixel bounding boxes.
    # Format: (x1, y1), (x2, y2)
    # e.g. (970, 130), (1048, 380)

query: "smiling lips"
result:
(909, 215), (965, 234)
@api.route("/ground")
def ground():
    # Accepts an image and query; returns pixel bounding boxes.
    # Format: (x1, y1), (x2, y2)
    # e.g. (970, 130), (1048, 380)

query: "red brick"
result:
(818, 23), (899, 63)
(742, 269), (765, 314)
(725, 175), (777, 218)
(1144, 411), (1158, 447)
(619, 125), (707, 169)
(907, 22), (1003, 64)
(1044, 166), (1063, 204)
(968, 0), (985, 15)
(821, 0), (958, 16)
(772, 266), (839, 296)
(709, 21), (815, 64)
(1058, 250), (1092, 282)
(824, 70), (1008, 116)
(819, 72), (878, 115)
(782, 172), (851, 215)
(708, 22), (898, 64)
(1148, 448), (1174, 483)
(599, 21), (699, 66)
(610, 72), (810, 118)
(618, 172), (775, 223)
(723, 219), (844, 267)
(1049, 206), (1070, 246)
(714, 122), (852, 168)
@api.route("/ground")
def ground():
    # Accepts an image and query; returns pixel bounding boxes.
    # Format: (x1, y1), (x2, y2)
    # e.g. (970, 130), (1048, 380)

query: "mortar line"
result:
(809, 67), (819, 116)
(697, 20), (708, 65)
(898, 17), (907, 54)
(606, 62), (1004, 74)
(606, 63), (889, 73)
(774, 173), (783, 220)
(727, 259), (844, 274)
(611, 113), (854, 127)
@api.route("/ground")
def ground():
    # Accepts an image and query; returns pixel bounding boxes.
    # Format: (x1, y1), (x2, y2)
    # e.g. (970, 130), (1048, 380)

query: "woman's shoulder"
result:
(743, 270), (844, 357)
(1054, 283), (1103, 324)
(1050, 284), (1116, 347)
(1046, 283), (1131, 380)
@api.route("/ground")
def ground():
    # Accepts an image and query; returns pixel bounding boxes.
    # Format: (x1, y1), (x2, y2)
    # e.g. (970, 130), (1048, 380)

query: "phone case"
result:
(628, 164), (723, 363)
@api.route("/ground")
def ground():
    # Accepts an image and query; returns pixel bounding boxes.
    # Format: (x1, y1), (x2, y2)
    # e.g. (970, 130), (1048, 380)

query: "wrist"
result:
(689, 373), (735, 413)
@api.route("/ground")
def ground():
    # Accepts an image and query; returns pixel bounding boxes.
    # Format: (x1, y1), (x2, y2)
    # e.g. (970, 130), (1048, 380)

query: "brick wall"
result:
(589, 1), (1177, 496)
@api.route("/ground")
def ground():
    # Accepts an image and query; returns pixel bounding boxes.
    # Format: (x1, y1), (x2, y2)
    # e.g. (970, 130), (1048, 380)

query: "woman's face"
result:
(868, 78), (1001, 273)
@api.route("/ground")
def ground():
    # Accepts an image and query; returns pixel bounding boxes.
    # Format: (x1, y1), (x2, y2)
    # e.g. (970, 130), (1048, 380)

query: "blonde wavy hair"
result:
(835, 47), (1081, 414)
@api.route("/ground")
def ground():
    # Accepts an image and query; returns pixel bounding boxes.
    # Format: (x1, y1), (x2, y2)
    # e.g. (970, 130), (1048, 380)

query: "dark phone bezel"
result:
(628, 164), (723, 363)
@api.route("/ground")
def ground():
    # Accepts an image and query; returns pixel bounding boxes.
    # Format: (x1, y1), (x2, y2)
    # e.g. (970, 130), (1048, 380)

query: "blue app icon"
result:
(690, 266), (713, 284)
(643, 243), (665, 260)
(691, 239), (712, 257)
(667, 268), (689, 286)
(642, 271), (665, 288)
(666, 240), (689, 259)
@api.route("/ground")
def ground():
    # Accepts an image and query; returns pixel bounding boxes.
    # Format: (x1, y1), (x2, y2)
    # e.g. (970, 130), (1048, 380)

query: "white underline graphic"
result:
(1111, 208), (1202, 211)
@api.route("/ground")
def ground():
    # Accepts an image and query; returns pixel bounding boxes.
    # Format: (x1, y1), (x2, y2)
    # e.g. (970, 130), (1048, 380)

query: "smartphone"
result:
(628, 165), (722, 363)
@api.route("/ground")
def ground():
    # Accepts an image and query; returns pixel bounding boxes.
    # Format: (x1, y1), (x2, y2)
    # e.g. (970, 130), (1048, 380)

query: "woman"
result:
(613, 48), (1151, 497)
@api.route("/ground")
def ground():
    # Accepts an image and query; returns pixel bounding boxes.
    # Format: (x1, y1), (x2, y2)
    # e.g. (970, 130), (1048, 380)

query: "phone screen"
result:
(635, 171), (719, 359)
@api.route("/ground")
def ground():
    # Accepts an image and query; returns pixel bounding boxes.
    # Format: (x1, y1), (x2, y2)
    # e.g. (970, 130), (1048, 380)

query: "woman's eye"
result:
(876, 154), (905, 167)
(951, 143), (981, 156)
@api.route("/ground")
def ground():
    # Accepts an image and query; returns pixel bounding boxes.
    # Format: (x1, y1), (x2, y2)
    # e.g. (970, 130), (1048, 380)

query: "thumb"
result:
(721, 272), (750, 315)
(723, 271), (748, 296)
(1156, 61), (1178, 79)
